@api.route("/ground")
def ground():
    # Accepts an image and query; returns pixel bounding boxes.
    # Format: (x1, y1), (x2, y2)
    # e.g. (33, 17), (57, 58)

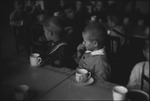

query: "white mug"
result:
(75, 68), (91, 83)
(14, 84), (29, 100)
(112, 86), (128, 101)
(30, 53), (42, 67)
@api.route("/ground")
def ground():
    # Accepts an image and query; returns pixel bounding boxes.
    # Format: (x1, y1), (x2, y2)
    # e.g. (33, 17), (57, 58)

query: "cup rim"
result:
(113, 86), (128, 94)
(76, 69), (88, 74)
(31, 53), (40, 57)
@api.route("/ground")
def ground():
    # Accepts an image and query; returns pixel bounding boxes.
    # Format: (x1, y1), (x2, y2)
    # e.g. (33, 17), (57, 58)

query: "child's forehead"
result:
(43, 21), (59, 30)
(82, 31), (93, 40)
(82, 31), (92, 37)
(83, 29), (94, 34)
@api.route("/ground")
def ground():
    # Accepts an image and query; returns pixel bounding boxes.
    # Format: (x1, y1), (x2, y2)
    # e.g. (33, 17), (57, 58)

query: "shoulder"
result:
(49, 42), (68, 54)
(92, 55), (109, 66)
(132, 61), (145, 71)
(93, 54), (108, 61)
(134, 61), (145, 69)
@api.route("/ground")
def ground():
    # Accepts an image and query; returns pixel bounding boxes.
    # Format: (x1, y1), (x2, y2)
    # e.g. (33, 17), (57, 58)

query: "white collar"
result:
(85, 48), (105, 56)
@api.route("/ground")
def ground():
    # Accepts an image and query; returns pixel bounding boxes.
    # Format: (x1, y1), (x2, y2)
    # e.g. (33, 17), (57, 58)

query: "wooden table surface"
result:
(1, 57), (118, 101)
(39, 74), (117, 100)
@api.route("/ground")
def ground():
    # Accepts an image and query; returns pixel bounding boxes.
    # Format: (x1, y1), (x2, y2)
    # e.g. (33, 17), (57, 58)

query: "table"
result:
(39, 75), (117, 100)
(1, 57), (74, 100)
(1, 57), (118, 100)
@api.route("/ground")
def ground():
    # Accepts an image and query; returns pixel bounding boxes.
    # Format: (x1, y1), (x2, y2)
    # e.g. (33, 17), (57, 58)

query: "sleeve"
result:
(73, 53), (83, 64)
(127, 63), (142, 87)
(94, 56), (111, 81)
(73, 43), (86, 64)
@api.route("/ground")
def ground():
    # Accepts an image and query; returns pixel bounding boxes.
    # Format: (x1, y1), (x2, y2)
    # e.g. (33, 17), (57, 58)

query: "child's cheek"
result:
(85, 44), (90, 50)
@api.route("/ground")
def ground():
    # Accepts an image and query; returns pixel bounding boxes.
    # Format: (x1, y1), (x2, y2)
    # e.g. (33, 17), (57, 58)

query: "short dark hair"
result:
(83, 22), (107, 48)
(42, 16), (66, 34)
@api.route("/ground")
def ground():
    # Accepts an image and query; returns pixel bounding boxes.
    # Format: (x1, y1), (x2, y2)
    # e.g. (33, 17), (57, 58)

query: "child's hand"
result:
(77, 43), (86, 57)
(77, 43), (86, 51)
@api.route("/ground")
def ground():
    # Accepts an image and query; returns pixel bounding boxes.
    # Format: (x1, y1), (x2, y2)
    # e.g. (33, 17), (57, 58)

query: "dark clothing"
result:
(65, 18), (85, 55)
(45, 41), (77, 69)
(10, 9), (25, 55)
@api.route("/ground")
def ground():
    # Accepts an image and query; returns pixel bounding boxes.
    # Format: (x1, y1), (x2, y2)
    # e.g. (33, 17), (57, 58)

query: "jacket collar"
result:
(85, 47), (105, 56)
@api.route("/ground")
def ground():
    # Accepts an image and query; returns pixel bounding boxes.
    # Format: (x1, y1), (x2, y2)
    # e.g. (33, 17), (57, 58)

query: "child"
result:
(10, 1), (24, 55)
(75, 22), (111, 81)
(107, 14), (126, 46)
(127, 39), (149, 93)
(42, 16), (77, 69)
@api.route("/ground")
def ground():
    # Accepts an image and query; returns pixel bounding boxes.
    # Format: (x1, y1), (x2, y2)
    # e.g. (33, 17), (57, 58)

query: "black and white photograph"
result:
(0, 0), (149, 101)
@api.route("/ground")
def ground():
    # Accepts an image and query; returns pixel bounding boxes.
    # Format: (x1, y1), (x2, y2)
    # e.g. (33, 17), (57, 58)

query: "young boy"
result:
(127, 39), (149, 93)
(42, 16), (77, 69)
(107, 14), (126, 46)
(75, 22), (111, 81)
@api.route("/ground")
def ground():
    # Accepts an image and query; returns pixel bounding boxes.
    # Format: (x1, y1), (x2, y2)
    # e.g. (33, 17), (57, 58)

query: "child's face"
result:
(43, 26), (55, 41)
(43, 21), (61, 41)
(76, 1), (82, 10)
(82, 32), (96, 51)
(107, 17), (114, 28)
(64, 8), (75, 19)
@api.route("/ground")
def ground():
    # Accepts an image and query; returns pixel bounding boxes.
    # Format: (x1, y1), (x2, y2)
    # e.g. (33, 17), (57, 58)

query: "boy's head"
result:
(64, 4), (75, 20)
(143, 39), (149, 61)
(76, 0), (83, 10)
(107, 14), (123, 28)
(14, 0), (23, 10)
(82, 22), (107, 51)
(42, 16), (65, 41)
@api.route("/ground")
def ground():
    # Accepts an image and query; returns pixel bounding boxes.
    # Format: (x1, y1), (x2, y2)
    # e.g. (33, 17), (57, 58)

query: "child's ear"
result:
(93, 41), (98, 47)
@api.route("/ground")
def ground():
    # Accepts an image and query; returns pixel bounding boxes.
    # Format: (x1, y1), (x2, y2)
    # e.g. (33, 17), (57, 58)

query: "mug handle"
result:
(87, 72), (91, 79)
(37, 57), (42, 65)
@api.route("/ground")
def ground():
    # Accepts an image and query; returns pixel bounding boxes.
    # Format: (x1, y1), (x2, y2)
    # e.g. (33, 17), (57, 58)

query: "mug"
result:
(112, 86), (128, 101)
(30, 53), (42, 67)
(75, 68), (91, 83)
(14, 84), (29, 100)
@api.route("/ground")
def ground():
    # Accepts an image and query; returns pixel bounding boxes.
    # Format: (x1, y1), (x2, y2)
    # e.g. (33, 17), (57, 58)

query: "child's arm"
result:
(74, 43), (86, 63)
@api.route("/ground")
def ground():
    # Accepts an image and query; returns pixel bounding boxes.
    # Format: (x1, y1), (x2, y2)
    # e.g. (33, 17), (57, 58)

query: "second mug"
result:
(75, 68), (91, 83)
(30, 53), (42, 67)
